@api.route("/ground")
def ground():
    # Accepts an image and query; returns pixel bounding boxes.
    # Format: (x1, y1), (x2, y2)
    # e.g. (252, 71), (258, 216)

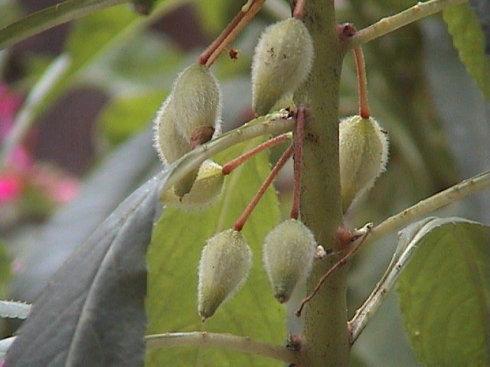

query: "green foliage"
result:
(444, 4), (490, 99)
(398, 218), (490, 366)
(99, 92), (164, 144)
(0, 242), (11, 298)
(146, 138), (285, 366)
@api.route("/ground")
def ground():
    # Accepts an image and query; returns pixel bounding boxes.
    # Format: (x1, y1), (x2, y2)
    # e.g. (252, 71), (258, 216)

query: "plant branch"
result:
(145, 332), (300, 364)
(198, 0), (265, 67)
(290, 107), (305, 219)
(0, 54), (71, 168)
(0, 300), (31, 319)
(349, 0), (467, 48)
(349, 219), (438, 344)
(222, 133), (291, 175)
(353, 47), (369, 118)
(234, 144), (293, 231)
(0, 0), (128, 49)
(368, 170), (490, 245)
(160, 110), (295, 195)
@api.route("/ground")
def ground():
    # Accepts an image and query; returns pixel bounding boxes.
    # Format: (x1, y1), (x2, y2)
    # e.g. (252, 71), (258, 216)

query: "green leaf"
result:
(98, 92), (164, 144)
(443, 3), (490, 99)
(0, 0), (127, 49)
(146, 138), (285, 366)
(397, 217), (490, 366)
(0, 242), (10, 298)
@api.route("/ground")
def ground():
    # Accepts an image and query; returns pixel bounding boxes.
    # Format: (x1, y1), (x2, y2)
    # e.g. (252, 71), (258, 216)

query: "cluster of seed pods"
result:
(153, 3), (389, 321)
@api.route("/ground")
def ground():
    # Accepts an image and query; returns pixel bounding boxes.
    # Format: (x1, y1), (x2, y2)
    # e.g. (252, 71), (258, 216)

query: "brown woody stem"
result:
(233, 144), (293, 231)
(198, 0), (265, 67)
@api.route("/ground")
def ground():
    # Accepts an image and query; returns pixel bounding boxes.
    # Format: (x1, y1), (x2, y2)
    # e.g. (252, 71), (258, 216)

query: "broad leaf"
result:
(146, 138), (285, 366)
(11, 129), (157, 302)
(397, 217), (490, 366)
(443, 3), (490, 99)
(5, 172), (163, 366)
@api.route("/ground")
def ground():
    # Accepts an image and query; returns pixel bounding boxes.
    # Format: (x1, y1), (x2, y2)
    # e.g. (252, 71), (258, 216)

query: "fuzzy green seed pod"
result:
(161, 160), (224, 209)
(153, 95), (198, 196)
(172, 63), (221, 146)
(198, 229), (251, 320)
(251, 18), (314, 115)
(263, 219), (317, 303)
(339, 115), (389, 212)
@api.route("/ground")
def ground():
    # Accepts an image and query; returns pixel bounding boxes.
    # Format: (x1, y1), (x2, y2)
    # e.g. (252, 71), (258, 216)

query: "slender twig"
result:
(0, 54), (71, 168)
(0, 300), (31, 319)
(145, 332), (300, 364)
(234, 145), (293, 231)
(0, 0), (128, 49)
(0, 337), (15, 357)
(353, 47), (369, 119)
(290, 107), (305, 219)
(348, 219), (436, 344)
(296, 223), (372, 317)
(222, 133), (291, 175)
(199, 0), (265, 67)
(349, 0), (467, 48)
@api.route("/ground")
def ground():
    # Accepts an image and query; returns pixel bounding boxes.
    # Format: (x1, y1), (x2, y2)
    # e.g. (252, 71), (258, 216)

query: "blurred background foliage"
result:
(0, 0), (488, 366)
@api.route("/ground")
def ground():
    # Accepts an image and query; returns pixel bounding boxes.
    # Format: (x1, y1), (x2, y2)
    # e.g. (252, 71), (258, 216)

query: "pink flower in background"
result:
(0, 83), (79, 214)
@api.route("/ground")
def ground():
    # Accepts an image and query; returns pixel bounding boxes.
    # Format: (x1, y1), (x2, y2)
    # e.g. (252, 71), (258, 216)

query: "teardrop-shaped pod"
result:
(263, 219), (317, 303)
(172, 63), (221, 146)
(198, 229), (252, 320)
(251, 18), (314, 115)
(339, 115), (389, 212)
(161, 160), (224, 210)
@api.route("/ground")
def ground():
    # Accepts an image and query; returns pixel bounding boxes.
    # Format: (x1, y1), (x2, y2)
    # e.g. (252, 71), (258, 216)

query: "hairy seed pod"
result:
(172, 63), (221, 146)
(153, 95), (198, 196)
(161, 160), (224, 209)
(263, 219), (317, 303)
(339, 115), (389, 213)
(251, 18), (314, 115)
(198, 229), (251, 320)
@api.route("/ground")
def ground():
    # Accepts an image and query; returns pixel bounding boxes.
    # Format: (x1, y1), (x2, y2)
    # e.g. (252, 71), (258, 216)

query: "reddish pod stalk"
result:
(290, 107), (305, 220)
(198, 0), (265, 67)
(296, 229), (371, 317)
(222, 133), (290, 175)
(353, 46), (370, 119)
(292, 0), (307, 18)
(234, 145), (294, 231)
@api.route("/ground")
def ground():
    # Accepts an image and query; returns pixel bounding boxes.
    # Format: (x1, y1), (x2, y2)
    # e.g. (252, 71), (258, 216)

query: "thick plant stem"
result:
(293, 1), (348, 366)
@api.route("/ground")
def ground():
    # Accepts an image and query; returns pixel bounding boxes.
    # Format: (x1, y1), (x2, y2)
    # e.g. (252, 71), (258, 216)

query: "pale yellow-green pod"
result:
(251, 18), (314, 116)
(153, 95), (198, 196)
(161, 160), (224, 210)
(172, 63), (221, 146)
(339, 115), (389, 213)
(198, 229), (252, 320)
(263, 219), (317, 303)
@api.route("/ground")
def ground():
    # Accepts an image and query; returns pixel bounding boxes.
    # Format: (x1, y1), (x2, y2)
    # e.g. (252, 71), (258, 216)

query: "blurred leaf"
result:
(0, 242), (10, 298)
(443, 3), (490, 99)
(196, 0), (243, 36)
(0, 0), (127, 49)
(99, 92), (164, 144)
(5, 173), (162, 366)
(85, 32), (183, 95)
(469, 0), (490, 54)
(398, 217), (490, 366)
(0, 0), (21, 30)
(10, 129), (157, 302)
(146, 138), (284, 366)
